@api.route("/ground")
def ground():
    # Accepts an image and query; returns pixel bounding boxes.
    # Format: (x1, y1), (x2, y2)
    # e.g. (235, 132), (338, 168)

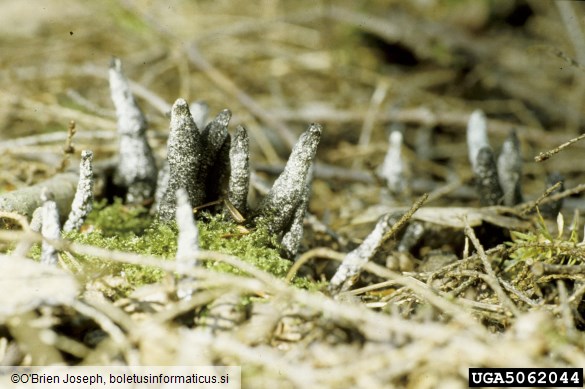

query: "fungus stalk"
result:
(210, 134), (231, 204)
(226, 125), (250, 217)
(280, 165), (314, 259)
(29, 207), (42, 233)
(152, 162), (169, 214)
(475, 147), (503, 206)
(63, 150), (94, 232)
(201, 110), (231, 166)
(190, 100), (209, 131)
(328, 212), (400, 294)
(109, 57), (158, 204)
(256, 123), (322, 235)
(200, 109), (231, 203)
(467, 109), (489, 171)
(158, 99), (203, 221)
(40, 189), (60, 266)
(175, 188), (199, 300)
(397, 221), (424, 253)
(379, 130), (406, 196)
(497, 129), (523, 206)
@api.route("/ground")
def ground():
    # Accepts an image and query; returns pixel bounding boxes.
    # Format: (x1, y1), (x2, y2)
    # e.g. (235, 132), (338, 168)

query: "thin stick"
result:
(328, 194), (428, 294)
(464, 223), (520, 317)
(557, 280), (577, 340)
(361, 262), (487, 336)
(184, 44), (296, 149)
(349, 279), (403, 296)
(0, 211), (31, 231)
(0, 91), (115, 130)
(556, 1), (585, 65)
(531, 262), (585, 276)
(270, 105), (585, 153)
(518, 181), (561, 215)
(0, 130), (114, 153)
(357, 80), (389, 147)
(57, 120), (76, 173)
(547, 183), (585, 203)
(518, 183), (585, 215)
(534, 132), (585, 162)
(285, 247), (345, 283)
(382, 193), (428, 243)
(70, 300), (138, 365)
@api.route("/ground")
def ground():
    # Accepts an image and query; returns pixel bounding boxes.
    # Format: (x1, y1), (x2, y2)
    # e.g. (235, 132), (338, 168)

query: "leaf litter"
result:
(1, 1), (585, 387)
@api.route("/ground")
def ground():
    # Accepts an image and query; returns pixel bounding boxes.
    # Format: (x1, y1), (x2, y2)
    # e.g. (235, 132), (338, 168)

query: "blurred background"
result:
(0, 0), (584, 232)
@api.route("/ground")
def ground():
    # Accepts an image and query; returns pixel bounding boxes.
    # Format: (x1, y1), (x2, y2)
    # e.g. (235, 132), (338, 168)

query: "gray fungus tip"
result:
(110, 56), (122, 71)
(216, 109), (232, 126)
(235, 124), (247, 137)
(298, 123), (322, 146)
(172, 98), (190, 114)
(308, 123), (323, 136)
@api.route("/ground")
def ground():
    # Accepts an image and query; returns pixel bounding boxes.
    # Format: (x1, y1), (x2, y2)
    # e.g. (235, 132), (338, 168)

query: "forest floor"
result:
(1, 1), (585, 388)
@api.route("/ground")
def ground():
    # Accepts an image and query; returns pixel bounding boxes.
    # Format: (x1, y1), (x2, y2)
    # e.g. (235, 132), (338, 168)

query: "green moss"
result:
(63, 223), (173, 298)
(55, 200), (318, 298)
(506, 211), (584, 268)
(197, 213), (322, 289)
(17, 198), (321, 296)
(86, 198), (153, 238)
(198, 213), (290, 277)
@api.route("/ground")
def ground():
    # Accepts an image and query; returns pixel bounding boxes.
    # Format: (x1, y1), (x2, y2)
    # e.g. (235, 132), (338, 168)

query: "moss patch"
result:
(53, 200), (314, 297)
(85, 198), (153, 238)
(197, 213), (289, 277)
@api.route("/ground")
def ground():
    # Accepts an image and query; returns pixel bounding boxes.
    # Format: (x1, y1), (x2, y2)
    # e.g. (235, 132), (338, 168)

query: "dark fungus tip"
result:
(540, 173), (564, 217)
(508, 128), (519, 145)
(475, 146), (503, 206)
